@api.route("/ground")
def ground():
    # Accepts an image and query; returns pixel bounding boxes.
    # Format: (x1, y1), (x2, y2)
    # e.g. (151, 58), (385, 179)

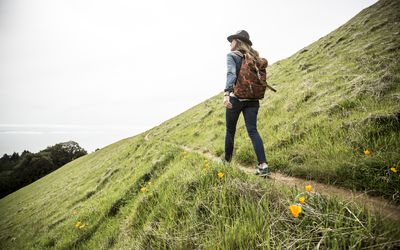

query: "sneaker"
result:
(256, 163), (271, 177)
(217, 158), (229, 165)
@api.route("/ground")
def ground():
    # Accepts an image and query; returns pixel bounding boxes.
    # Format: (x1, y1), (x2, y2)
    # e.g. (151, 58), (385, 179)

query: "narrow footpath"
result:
(145, 134), (400, 222)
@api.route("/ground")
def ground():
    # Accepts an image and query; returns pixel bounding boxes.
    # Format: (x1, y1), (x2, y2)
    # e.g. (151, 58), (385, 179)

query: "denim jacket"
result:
(224, 51), (243, 93)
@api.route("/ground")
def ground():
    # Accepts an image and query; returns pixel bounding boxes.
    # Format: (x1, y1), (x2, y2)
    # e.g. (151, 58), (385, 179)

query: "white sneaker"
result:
(256, 163), (271, 177)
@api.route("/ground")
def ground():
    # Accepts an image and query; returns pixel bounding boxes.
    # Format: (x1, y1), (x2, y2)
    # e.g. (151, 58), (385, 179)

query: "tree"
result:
(0, 141), (87, 199)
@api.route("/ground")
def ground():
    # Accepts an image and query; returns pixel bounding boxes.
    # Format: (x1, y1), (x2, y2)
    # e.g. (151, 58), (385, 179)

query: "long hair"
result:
(232, 38), (260, 58)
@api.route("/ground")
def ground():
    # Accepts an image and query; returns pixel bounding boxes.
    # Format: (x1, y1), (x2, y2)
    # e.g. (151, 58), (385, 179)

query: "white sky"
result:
(0, 0), (377, 154)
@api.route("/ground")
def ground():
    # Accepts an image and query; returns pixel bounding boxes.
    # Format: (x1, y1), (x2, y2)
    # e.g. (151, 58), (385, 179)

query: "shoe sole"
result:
(259, 173), (271, 178)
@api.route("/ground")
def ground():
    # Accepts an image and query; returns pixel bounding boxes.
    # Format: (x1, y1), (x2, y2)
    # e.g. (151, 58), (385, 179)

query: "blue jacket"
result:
(224, 51), (243, 93)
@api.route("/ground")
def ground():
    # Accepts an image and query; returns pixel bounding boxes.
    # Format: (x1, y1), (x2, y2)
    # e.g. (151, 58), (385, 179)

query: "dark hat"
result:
(227, 30), (252, 46)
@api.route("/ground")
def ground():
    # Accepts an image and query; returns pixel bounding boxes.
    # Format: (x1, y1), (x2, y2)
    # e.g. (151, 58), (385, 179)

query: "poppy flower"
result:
(289, 205), (302, 218)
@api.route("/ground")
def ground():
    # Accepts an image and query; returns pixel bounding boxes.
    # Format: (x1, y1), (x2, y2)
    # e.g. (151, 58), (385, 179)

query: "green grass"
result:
(1, 136), (399, 249)
(1, 0), (400, 249)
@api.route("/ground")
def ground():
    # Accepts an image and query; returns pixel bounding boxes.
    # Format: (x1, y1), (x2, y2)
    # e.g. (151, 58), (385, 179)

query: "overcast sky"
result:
(0, 0), (377, 154)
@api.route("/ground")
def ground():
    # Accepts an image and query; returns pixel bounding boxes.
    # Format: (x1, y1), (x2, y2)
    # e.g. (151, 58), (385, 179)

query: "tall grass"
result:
(1, 138), (399, 249)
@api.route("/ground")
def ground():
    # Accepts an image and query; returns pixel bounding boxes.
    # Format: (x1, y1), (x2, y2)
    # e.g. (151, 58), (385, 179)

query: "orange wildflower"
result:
(305, 185), (312, 192)
(364, 149), (370, 155)
(298, 197), (305, 204)
(289, 205), (302, 218)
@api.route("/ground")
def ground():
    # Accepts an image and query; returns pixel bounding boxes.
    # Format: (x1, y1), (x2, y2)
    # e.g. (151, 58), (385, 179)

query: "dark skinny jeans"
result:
(225, 96), (267, 164)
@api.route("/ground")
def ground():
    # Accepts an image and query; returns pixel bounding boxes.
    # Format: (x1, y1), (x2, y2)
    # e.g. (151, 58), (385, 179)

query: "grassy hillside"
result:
(1, 0), (400, 249)
(1, 136), (399, 249)
(149, 0), (400, 202)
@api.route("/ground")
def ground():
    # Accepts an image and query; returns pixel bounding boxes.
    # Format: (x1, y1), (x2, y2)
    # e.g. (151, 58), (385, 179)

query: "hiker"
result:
(223, 30), (270, 176)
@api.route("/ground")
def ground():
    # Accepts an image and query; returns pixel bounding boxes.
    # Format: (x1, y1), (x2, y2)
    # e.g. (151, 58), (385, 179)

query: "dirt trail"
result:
(145, 135), (400, 221)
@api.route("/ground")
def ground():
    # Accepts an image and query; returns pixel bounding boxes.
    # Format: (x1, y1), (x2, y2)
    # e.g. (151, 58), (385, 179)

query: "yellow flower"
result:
(217, 172), (224, 179)
(79, 224), (85, 229)
(298, 197), (305, 204)
(140, 187), (146, 193)
(305, 185), (312, 192)
(75, 221), (81, 228)
(390, 167), (397, 173)
(289, 205), (302, 218)
(364, 149), (370, 155)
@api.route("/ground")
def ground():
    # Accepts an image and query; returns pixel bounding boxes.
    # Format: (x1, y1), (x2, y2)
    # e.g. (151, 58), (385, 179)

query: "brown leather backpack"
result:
(233, 52), (269, 99)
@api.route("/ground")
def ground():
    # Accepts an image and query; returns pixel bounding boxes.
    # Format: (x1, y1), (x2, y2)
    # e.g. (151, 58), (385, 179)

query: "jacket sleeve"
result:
(224, 53), (237, 93)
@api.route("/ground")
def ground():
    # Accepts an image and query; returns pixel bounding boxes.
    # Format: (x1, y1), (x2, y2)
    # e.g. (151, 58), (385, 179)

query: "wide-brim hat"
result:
(227, 30), (252, 46)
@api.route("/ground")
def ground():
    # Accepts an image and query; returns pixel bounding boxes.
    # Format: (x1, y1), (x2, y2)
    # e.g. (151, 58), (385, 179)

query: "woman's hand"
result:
(223, 95), (232, 109)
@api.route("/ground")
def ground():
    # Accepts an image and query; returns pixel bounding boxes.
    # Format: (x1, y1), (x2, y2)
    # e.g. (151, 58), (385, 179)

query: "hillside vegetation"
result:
(0, 141), (87, 199)
(150, 0), (400, 202)
(1, 0), (400, 249)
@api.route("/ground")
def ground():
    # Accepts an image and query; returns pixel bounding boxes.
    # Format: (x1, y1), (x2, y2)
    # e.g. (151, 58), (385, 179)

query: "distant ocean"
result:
(0, 124), (146, 155)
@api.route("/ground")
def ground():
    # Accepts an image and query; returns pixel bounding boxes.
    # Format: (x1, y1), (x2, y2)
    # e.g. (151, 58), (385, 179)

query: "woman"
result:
(223, 30), (270, 176)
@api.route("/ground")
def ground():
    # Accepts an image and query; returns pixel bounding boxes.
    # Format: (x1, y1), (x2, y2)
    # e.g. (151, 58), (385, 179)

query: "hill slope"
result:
(149, 0), (400, 201)
(1, 0), (400, 249)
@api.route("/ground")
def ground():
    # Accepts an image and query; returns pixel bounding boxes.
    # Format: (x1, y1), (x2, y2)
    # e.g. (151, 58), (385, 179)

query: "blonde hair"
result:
(232, 38), (260, 58)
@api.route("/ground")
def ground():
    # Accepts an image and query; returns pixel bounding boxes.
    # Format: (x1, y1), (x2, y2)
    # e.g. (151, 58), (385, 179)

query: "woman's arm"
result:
(224, 53), (237, 94)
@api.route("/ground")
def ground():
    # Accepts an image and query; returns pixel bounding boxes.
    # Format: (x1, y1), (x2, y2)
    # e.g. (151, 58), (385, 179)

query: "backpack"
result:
(233, 51), (269, 100)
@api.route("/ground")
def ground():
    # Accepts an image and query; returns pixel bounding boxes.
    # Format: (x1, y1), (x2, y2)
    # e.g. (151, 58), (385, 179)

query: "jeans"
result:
(225, 96), (267, 164)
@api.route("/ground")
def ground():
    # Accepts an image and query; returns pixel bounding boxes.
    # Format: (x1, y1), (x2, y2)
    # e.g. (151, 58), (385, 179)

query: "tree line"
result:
(0, 141), (87, 199)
